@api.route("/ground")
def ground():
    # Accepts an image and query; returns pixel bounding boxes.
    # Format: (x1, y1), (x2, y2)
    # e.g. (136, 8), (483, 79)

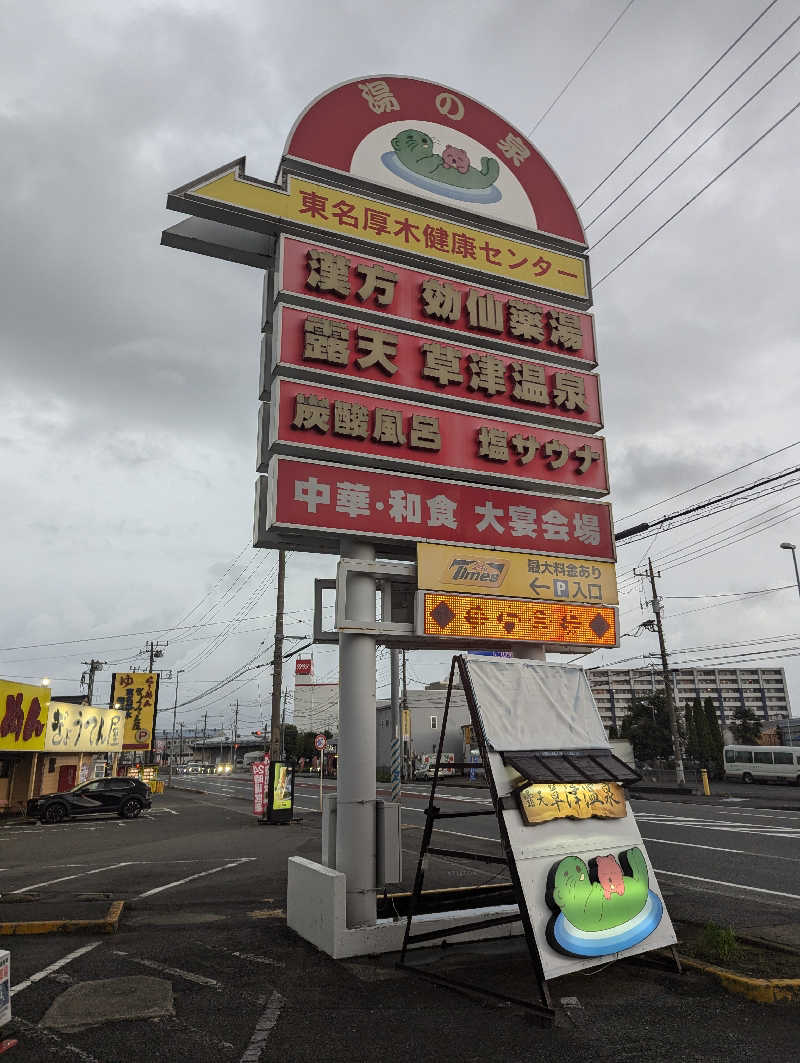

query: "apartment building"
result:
(586, 666), (791, 734)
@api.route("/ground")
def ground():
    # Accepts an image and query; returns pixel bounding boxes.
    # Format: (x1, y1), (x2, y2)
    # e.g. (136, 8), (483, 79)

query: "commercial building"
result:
(586, 665), (791, 736)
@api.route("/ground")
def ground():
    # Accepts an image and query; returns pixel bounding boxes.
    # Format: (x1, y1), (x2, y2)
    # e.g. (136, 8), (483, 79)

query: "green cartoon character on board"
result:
(545, 846), (660, 957)
(389, 129), (500, 190)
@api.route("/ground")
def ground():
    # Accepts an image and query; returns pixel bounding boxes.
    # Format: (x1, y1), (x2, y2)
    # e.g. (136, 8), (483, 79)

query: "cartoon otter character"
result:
(593, 854), (626, 901)
(390, 129), (500, 189)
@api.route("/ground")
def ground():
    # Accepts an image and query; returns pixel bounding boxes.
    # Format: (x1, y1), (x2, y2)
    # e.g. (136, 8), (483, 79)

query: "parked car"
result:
(29, 778), (152, 824)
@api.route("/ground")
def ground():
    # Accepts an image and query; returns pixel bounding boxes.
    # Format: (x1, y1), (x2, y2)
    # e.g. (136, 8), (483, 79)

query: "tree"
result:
(621, 694), (674, 762)
(283, 724), (299, 760)
(732, 706), (762, 745)
(684, 699), (701, 762)
(703, 698), (725, 777)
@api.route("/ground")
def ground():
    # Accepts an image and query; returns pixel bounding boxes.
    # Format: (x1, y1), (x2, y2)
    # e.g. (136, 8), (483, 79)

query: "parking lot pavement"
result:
(3, 786), (800, 1061)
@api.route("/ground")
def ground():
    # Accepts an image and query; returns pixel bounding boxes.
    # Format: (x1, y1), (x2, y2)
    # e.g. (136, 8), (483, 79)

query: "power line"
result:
(593, 97), (800, 286)
(586, 12), (800, 230)
(528, 0), (637, 135)
(590, 43), (800, 249)
(618, 440), (800, 521)
(578, 0), (780, 206)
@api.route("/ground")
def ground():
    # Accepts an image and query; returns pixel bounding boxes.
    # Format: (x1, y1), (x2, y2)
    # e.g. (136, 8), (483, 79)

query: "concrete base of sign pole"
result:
(286, 857), (522, 959)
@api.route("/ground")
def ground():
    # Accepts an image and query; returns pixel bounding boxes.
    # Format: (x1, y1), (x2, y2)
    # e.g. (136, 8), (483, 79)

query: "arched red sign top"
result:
(284, 76), (585, 246)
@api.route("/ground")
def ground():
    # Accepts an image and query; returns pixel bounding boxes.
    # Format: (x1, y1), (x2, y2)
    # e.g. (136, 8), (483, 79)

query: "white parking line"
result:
(11, 942), (100, 997)
(137, 857), (257, 898)
(11, 860), (135, 894)
(643, 836), (800, 862)
(240, 990), (285, 1062)
(111, 949), (224, 989)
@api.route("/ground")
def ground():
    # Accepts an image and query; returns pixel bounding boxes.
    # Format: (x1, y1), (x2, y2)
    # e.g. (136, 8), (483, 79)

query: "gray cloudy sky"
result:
(3, 0), (800, 736)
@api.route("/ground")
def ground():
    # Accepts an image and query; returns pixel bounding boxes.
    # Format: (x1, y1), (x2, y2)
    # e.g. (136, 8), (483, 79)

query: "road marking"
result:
(240, 990), (285, 1062)
(11, 942), (100, 997)
(655, 869), (800, 900)
(111, 949), (224, 989)
(11, 860), (135, 894)
(137, 857), (257, 898)
(196, 941), (286, 968)
(643, 836), (800, 861)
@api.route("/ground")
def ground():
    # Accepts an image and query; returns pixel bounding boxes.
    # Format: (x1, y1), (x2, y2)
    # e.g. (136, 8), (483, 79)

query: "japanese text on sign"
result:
(271, 380), (608, 494)
(276, 239), (594, 362)
(109, 672), (160, 751)
(260, 457), (616, 559)
(45, 703), (124, 753)
(0, 679), (50, 752)
(517, 781), (626, 825)
(272, 305), (603, 430)
(192, 169), (588, 298)
(418, 592), (618, 647)
(417, 543), (618, 604)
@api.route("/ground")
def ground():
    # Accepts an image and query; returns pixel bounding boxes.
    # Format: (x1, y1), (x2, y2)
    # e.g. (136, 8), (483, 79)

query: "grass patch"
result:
(697, 923), (740, 965)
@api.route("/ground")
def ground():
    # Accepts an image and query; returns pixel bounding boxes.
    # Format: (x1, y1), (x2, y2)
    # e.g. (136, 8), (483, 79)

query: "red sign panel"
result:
(265, 379), (609, 496)
(252, 758), (269, 817)
(295, 659), (312, 676)
(276, 237), (596, 368)
(256, 456), (615, 561)
(270, 304), (603, 432)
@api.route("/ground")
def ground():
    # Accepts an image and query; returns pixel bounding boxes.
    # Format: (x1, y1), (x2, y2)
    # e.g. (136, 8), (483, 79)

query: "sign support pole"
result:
(336, 539), (377, 928)
(390, 649), (401, 801)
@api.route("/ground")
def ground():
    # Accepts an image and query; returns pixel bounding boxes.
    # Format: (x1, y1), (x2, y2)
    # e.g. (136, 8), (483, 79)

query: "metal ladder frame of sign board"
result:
(397, 654), (680, 1023)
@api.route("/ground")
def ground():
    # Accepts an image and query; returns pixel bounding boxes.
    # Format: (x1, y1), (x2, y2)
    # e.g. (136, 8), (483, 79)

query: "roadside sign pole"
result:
(390, 649), (401, 801)
(336, 539), (377, 928)
(320, 740), (324, 811)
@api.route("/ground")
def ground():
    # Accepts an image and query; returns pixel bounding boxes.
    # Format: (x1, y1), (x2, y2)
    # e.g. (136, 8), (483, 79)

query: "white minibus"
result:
(723, 744), (800, 785)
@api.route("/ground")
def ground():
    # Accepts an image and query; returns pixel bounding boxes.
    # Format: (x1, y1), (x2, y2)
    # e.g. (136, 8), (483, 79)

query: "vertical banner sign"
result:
(252, 757), (269, 817)
(109, 673), (160, 751)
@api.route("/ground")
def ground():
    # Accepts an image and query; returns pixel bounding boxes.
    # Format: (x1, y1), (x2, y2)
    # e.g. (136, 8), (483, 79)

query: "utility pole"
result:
(202, 711), (208, 767)
(640, 558), (685, 785)
(270, 549), (287, 759)
(168, 670), (184, 786)
(143, 640), (168, 672)
(80, 660), (106, 704)
(179, 722), (183, 770)
(231, 700), (239, 766)
(401, 649), (409, 775)
(280, 688), (289, 759)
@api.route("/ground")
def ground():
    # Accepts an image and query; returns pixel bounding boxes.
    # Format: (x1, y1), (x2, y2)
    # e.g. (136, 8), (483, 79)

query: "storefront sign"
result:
(45, 703), (124, 753)
(273, 237), (597, 367)
(0, 679), (49, 752)
(416, 592), (618, 649)
(269, 303), (602, 431)
(173, 165), (588, 300)
(264, 379), (608, 496)
(252, 758), (269, 817)
(109, 672), (160, 751)
(417, 544), (618, 604)
(517, 781), (626, 825)
(256, 456), (616, 560)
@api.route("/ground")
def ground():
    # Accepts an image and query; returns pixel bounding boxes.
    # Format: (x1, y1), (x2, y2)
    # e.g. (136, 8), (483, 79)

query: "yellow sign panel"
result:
(189, 165), (588, 300)
(45, 703), (124, 753)
(0, 678), (50, 752)
(518, 781), (626, 825)
(109, 672), (159, 751)
(272, 764), (292, 810)
(417, 544), (618, 605)
(418, 592), (617, 648)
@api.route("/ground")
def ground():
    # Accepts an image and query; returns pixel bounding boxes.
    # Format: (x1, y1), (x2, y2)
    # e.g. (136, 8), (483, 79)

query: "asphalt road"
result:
(2, 778), (799, 1061)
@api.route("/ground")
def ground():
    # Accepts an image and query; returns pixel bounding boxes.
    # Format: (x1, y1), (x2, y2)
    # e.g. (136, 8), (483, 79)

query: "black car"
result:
(30, 777), (152, 824)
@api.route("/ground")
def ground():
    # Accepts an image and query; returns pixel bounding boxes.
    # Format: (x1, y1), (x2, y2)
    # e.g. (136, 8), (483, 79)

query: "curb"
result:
(630, 790), (800, 813)
(676, 954), (800, 1004)
(0, 899), (124, 936)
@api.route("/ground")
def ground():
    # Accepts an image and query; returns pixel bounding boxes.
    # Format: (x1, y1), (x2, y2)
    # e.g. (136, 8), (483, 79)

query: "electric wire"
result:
(578, 0), (780, 206)
(528, 0), (638, 135)
(590, 44), (800, 249)
(585, 13), (800, 230)
(593, 97), (800, 287)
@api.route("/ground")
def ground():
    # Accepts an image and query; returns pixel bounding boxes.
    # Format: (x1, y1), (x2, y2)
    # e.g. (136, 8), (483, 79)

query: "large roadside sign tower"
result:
(163, 75), (618, 939)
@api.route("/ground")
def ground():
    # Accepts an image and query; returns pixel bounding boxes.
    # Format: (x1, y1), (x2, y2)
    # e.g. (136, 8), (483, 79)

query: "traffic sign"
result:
(314, 733), (327, 751)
